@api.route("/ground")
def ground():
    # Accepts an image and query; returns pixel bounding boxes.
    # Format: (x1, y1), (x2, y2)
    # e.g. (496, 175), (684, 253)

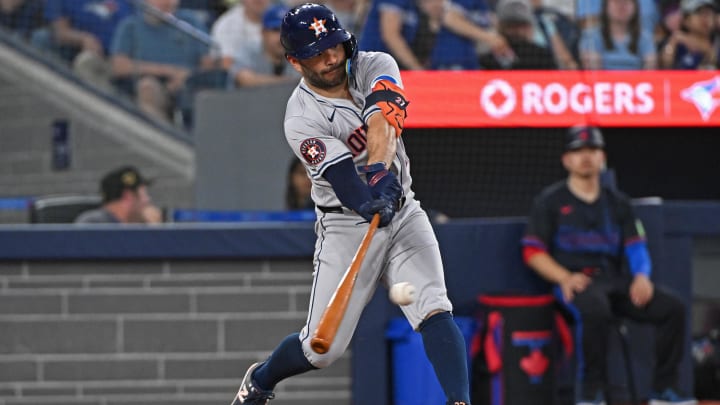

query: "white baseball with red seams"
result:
(389, 282), (416, 305)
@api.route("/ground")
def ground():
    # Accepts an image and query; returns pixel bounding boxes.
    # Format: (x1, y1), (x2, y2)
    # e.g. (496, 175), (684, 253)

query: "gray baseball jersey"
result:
(283, 51), (452, 368)
(284, 51), (413, 207)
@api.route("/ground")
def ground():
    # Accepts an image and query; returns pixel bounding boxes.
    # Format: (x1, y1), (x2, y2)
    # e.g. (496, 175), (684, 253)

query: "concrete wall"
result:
(0, 259), (350, 405)
(193, 85), (297, 211)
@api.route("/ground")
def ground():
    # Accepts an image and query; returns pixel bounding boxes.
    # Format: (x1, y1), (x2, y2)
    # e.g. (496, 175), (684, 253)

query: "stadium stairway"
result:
(0, 259), (351, 405)
(0, 35), (195, 223)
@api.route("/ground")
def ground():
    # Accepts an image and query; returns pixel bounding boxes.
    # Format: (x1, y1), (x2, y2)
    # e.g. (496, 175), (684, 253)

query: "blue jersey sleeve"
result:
(617, 196), (652, 277)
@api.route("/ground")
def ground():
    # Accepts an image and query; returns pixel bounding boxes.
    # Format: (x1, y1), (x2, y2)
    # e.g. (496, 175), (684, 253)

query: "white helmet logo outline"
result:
(309, 17), (328, 37)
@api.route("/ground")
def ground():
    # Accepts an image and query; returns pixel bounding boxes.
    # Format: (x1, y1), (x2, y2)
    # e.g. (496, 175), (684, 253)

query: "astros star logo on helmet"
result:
(309, 17), (327, 37)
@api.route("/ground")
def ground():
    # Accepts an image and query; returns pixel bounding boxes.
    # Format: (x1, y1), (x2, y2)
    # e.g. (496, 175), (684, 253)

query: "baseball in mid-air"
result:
(389, 282), (416, 305)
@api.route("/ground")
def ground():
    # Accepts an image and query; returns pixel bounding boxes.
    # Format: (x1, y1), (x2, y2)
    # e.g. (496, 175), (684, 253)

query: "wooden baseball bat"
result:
(310, 213), (380, 354)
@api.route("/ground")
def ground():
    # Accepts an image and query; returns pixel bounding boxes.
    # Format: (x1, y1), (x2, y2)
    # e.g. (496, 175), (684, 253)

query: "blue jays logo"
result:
(512, 331), (551, 384)
(681, 76), (720, 121)
(300, 138), (326, 165)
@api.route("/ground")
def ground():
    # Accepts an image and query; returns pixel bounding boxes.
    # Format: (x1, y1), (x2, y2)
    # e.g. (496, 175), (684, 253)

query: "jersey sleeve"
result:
(285, 116), (353, 180)
(521, 195), (555, 262)
(359, 53), (406, 125)
(616, 194), (652, 277)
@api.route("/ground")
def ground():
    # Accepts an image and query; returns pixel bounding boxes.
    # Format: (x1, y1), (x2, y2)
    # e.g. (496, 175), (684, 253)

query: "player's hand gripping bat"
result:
(310, 214), (380, 354)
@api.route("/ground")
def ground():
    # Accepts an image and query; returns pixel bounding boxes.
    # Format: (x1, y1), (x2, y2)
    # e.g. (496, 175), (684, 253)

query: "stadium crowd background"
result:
(0, 0), (718, 128)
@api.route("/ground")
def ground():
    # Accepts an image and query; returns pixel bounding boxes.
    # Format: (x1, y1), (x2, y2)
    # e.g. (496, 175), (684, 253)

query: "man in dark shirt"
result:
(75, 166), (160, 224)
(521, 126), (695, 405)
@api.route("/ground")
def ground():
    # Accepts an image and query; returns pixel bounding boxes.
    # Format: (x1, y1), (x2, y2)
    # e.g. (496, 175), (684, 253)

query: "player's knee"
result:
(302, 341), (345, 369)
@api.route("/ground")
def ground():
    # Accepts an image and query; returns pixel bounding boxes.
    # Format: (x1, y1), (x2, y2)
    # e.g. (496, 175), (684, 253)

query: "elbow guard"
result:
(363, 79), (409, 137)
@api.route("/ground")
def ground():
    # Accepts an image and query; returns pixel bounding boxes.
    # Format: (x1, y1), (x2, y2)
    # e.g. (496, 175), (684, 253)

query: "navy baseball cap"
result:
(100, 166), (151, 202)
(263, 4), (288, 30)
(565, 126), (604, 151)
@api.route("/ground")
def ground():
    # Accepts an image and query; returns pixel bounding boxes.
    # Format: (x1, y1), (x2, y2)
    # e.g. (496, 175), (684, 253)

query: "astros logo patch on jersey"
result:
(300, 138), (327, 165)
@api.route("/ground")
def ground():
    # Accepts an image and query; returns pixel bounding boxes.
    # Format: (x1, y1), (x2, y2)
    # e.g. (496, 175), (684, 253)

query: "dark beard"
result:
(302, 62), (347, 90)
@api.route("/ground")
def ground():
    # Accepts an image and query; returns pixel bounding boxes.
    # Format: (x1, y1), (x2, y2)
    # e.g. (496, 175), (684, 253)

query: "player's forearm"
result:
(365, 113), (397, 167)
(383, 37), (423, 70)
(443, 9), (491, 44)
(111, 55), (184, 78)
(526, 252), (572, 285)
(52, 19), (93, 47)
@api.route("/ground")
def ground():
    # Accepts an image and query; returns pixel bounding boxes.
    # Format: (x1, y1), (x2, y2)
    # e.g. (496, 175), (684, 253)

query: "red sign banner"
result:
(400, 70), (720, 128)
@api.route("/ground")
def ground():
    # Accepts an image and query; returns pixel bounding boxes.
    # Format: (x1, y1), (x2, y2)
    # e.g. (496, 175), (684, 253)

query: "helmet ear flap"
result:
(343, 34), (358, 79)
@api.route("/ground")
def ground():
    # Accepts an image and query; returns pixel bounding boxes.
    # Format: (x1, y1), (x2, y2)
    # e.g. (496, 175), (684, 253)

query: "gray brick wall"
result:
(0, 259), (351, 405)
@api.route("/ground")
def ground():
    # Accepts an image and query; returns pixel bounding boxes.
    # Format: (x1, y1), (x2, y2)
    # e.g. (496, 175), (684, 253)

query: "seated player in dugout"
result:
(521, 126), (696, 405)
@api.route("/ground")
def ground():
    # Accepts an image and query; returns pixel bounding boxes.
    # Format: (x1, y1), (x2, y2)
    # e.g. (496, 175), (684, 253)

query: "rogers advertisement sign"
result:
(400, 71), (720, 128)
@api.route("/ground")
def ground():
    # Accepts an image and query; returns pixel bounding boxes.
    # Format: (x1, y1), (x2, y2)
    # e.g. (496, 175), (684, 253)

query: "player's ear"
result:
(561, 152), (572, 172)
(286, 54), (302, 73)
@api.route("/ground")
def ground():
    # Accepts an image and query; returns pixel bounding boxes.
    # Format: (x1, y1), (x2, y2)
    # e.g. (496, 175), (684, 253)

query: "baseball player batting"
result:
(230, 3), (471, 405)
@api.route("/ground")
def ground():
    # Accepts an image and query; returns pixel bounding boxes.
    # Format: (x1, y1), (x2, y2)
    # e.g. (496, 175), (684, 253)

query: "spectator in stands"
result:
(479, 0), (558, 69)
(656, 1), (683, 42)
(658, 0), (718, 69)
(231, 4), (300, 87)
(577, 0), (659, 34)
(359, 0), (512, 70)
(75, 165), (161, 224)
(210, 0), (269, 74)
(110, 0), (215, 123)
(521, 126), (695, 405)
(285, 157), (313, 210)
(177, 0), (228, 29)
(326, 0), (364, 34)
(579, 0), (658, 69)
(0, 0), (43, 40)
(431, 0), (495, 70)
(41, 0), (134, 91)
(541, 0), (575, 18)
(530, 0), (580, 68)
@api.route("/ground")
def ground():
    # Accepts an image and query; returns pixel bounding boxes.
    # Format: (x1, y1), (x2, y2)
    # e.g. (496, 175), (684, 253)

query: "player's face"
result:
(291, 43), (347, 91)
(562, 147), (605, 179)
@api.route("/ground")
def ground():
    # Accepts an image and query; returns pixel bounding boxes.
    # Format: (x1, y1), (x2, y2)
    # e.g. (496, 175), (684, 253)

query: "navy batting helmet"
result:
(281, 3), (357, 60)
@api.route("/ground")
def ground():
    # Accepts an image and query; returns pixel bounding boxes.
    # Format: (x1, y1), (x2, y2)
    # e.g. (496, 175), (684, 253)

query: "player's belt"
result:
(317, 206), (344, 214)
(318, 197), (406, 214)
